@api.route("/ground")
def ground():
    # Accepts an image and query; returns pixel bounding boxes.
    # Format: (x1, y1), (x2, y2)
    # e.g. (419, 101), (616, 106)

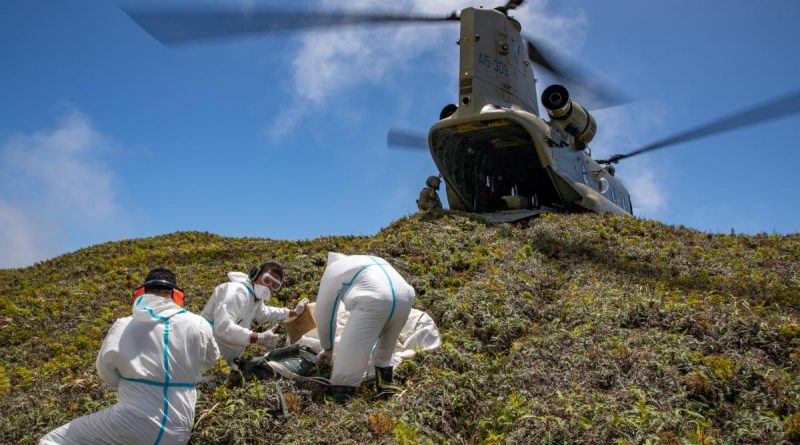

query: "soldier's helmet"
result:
(426, 176), (441, 189)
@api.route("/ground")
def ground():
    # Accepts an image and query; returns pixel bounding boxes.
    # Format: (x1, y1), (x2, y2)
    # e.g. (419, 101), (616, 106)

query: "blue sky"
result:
(1, 0), (799, 268)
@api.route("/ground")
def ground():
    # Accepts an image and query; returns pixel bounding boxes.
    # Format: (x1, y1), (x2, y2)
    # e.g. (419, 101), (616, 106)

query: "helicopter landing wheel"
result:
(440, 104), (458, 119)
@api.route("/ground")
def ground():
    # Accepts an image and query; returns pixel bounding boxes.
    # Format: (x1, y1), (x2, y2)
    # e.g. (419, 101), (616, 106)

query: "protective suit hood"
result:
(132, 293), (184, 321)
(327, 252), (347, 266)
(227, 271), (250, 284)
(227, 271), (262, 298)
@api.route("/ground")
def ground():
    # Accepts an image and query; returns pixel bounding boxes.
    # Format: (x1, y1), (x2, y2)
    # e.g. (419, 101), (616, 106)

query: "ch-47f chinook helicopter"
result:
(125, 1), (800, 223)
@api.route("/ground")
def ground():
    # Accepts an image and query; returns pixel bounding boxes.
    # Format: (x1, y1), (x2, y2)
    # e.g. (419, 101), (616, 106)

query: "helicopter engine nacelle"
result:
(541, 84), (597, 148)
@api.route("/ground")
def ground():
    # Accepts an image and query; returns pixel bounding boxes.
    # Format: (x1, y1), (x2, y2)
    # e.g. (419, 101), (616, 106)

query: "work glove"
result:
(256, 329), (279, 349)
(317, 348), (332, 366)
(294, 298), (309, 315)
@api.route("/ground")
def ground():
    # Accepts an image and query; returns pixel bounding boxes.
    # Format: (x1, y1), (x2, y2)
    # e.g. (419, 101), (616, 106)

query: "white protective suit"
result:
(40, 294), (219, 445)
(289, 307), (441, 383)
(201, 271), (290, 362)
(314, 253), (415, 387)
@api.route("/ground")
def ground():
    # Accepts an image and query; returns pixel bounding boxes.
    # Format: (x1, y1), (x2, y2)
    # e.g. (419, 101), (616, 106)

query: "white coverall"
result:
(40, 294), (219, 445)
(315, 253), (415, 387)
(201, 271), (290, 362)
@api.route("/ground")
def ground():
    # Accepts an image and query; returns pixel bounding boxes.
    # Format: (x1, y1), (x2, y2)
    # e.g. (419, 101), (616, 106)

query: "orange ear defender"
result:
(132, 280), (185, 307)
(133, 286), (146, 300)
(171, 288), (185, 307)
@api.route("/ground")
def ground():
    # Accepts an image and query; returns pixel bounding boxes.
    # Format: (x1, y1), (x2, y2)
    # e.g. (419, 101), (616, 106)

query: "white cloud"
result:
(268, 0), (588, 137)
(515, 0), (587, 52)
(0, 109), (122, 268)
(623, 160), (666, 214)
(0, 199), (55, 268)
(591, 103), (669, 217)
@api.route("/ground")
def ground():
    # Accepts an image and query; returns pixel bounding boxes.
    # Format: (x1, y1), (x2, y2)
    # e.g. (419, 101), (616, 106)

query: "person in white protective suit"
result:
(201, 261), (308, 364)
(40, 268), (219, 445)
(314, 252), (415, 403)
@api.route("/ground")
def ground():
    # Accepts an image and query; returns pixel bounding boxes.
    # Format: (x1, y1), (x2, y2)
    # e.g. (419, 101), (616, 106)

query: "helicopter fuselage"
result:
(428, 7), (632, 217)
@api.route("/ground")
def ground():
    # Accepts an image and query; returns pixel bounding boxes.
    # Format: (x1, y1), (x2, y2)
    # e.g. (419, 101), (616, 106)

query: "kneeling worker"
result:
(417, 175), (442, 212)
(202, 261), (308, 363)
(40, 268), (219, 445)
(315, 253), (416, 403)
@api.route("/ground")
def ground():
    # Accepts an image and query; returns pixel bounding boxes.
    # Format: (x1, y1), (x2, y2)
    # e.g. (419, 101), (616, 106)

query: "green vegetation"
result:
(1, 212), (799, 444)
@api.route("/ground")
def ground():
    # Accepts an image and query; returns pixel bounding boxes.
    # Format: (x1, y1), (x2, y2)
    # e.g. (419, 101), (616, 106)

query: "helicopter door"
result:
(431, 120), (565, 213)
(445, 182), (467, 211)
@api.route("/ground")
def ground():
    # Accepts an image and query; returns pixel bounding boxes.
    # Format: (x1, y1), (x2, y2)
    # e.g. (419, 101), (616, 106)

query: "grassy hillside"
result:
(1, 213), (800, 444)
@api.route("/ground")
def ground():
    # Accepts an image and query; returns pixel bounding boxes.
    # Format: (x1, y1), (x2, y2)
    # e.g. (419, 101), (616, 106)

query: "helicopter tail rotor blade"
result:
(604, 89), (800, 164)
(387, 129), (428, 150)
(525, 37), (628, 109)
(123, 7), (459, 46)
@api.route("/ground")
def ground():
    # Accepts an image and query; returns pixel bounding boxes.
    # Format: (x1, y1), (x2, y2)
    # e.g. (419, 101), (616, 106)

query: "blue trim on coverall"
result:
(133, 296), (188, 445)
(153, 317), (171, 445)
(327, 265), (373, 350)
(368, 256), (397, 323)
(120, 376), (195, 388)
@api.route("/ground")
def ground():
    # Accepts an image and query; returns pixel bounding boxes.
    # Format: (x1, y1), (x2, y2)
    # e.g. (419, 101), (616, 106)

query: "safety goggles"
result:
(260, 272), (282, 292)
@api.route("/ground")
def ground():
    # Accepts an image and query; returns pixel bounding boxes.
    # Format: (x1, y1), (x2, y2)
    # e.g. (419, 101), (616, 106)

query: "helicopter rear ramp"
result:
(474, 208), (554, 224)
(429, 115), (566, 214)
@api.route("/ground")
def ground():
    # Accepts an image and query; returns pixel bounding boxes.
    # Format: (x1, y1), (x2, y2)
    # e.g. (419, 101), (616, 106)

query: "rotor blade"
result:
(123, 7), (458, 46)
(525, 37), (628, 109)
(387, 129), (428, 150)
(496, 0), (525, 14)
(507, 0), (526, 10)
(606, 89), (800, 164)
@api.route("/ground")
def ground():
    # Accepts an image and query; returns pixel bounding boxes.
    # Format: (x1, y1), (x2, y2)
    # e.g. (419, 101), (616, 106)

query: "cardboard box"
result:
(285, 302), (316, 344)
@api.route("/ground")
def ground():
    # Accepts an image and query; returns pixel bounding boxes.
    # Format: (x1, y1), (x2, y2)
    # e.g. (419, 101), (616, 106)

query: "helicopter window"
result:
(610, 186), (616, 203)
(598, 177), (609, 194)
(581, 164), (588, 184)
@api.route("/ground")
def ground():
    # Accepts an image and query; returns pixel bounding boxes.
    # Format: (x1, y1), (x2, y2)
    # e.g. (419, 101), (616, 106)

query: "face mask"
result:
(254, 284), (271, 300)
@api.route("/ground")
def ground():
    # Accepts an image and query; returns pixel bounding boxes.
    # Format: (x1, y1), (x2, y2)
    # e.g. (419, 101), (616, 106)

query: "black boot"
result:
(331, 385), (356, 404)
(375, 366), (393, 390)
